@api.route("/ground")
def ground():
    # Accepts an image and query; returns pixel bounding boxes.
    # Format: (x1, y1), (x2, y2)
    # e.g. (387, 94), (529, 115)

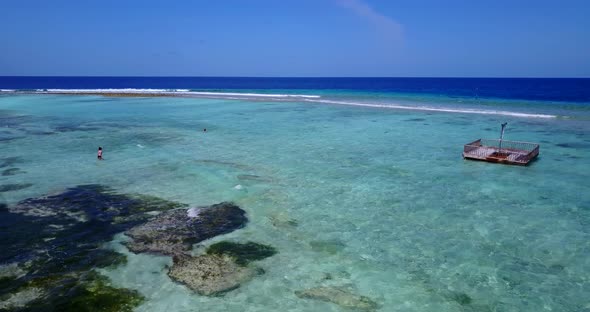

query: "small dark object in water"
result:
(26, 130), (56, 136)
(2, 168), (24, 176)
(206, 241), (277, 266)
(449, 291), (472, 305)
(0, 156), (24, 168)
(237, 174), (272, 183)
(53, 124), (100, 133)
(295, 286), (380, 311)
(405, 118), (426, 122)
(556, 142), (590, 149)
(0, 183), (33, 192)
(203, 128), (207, 132)
(0, 136), (23, 142)
(309, 239), (346, 254)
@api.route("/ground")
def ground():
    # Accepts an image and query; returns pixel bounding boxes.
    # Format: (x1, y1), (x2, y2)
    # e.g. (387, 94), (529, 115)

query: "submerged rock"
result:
(195, 159), (252, 170)
(125, 202), (247, 256)
(10, 184), (185, 221)
(0, 136), (24, 142)
(206, 241), (277, 266)
(132, 132), (180, 146)
(1, 168), (24, 176)
(447, 291), (472, 306)
(295, 286), (380, 311)
(0, 262), (27, 280)
(2, 185), (265, 308)
(237, 174), (273, 183)
(309, 239), (346, 255)
(125, 203), (276, 296)
(167, 254), (260, 296)
(556, 142), (590, 149)
(0, 287), (45, 310)
(0, 156), (24, 168)
(7, 271), (145, 312)
(405, 118), (426, 122)
(0, 183), (33, 193)
(267, 213), (298, 229)
(53, 124), (101, 133)
(52, 273), (144, 312)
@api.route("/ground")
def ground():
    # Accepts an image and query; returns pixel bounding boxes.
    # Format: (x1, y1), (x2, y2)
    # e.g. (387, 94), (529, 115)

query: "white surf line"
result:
(305, 99), (557, 119)
(5, 88), (558, 118)
(38, 89), (321, 99)
(183, 91), (321, 99)
(41, 88), (182, 93)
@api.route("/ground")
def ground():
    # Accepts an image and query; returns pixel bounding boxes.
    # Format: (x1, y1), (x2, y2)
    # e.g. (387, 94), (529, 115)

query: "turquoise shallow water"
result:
(1, 94), (590, 311)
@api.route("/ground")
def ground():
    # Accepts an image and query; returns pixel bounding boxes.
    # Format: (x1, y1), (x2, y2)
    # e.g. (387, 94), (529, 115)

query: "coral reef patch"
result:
(125, 202), (247, 256)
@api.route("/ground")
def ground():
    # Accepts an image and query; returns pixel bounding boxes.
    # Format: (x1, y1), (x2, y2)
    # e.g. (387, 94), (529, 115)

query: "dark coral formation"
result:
(3, 185), (185, 267)
(1, 168), (25, 176)
(0, 185), (183, 310)
(124, 202), (280, 296)
(0, 157), (25, 169)
(2, 184), (274, 302)
(449, 291), (472, 305)
(10, 184), (185, 221)
(53, 124), (101, 133)
(206, 241), (277, 266)
(1, 271), (144, 311)
(51, 273), (144, 312)
(125, 202), (247, 256)
(405, 118), (426, 122)
(0, 183), (33, 193)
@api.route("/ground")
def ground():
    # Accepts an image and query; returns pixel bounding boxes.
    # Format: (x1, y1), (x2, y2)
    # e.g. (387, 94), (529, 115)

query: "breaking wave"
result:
(303, 99), (557, 118)
(0, 88), (559, 118)
(26, 89), (321, 99)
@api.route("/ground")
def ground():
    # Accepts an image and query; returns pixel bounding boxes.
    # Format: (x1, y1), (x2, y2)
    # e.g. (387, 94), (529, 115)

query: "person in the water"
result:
(97, 147), (103, 160)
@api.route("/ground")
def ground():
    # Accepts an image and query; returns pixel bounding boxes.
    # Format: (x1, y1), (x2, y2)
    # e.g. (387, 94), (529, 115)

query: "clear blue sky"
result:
(1, 0), (589, 77)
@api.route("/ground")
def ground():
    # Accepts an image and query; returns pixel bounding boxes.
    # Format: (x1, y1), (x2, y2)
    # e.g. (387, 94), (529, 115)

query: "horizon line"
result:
(1, 76), (589, 79)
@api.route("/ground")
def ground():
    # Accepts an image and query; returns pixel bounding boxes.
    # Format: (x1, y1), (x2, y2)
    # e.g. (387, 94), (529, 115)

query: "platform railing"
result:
(480, 139), (539, 152)
(463, 138), (540, 165)
(463, 140), (490, 158)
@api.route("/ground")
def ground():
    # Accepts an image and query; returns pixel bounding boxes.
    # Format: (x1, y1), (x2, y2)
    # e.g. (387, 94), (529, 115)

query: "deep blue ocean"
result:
(1, 77), (590, 103)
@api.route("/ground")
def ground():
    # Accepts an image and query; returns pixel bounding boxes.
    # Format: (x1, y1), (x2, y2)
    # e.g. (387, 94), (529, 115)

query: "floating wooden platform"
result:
(463, 139), (539, 166)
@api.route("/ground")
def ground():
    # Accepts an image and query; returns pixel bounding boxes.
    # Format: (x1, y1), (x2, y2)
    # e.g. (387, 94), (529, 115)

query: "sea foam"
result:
(20, 88), (558, 118)
(304, 99), (557, 119)
(37, 89), (321, 99)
